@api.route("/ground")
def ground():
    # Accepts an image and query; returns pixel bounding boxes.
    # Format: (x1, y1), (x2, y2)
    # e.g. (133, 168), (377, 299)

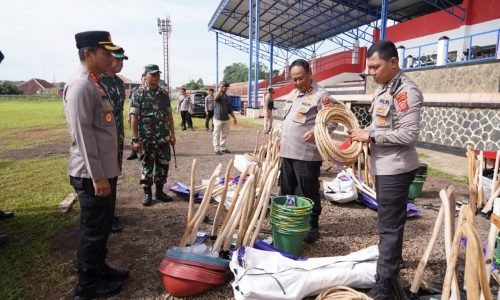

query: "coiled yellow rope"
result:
(314, 103), (363, 169)
(316, 286), (372, 300)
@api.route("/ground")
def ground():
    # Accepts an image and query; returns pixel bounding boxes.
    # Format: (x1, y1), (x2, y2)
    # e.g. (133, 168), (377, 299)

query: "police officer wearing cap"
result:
(350, 40), (423, 300)
(280, 59), (336, 243)
(101, 48), (128, 232)
(64, 31), (129, 299)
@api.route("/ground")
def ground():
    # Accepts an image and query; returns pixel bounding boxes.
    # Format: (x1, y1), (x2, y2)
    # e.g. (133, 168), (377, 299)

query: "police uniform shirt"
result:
(205, 95), (215, 111)
(63, 66), (120, 180)
(178, 95), (191, 112)
(280, 80), (334, 161)
(369, 72), (423, 176)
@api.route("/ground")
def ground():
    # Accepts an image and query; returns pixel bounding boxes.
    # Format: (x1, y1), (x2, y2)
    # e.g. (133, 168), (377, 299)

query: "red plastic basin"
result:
(158, 258), (230, 297)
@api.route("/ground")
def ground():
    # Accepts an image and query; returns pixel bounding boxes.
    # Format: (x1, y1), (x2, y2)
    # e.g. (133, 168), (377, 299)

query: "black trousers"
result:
(180, 111), (193, 129)
(280, 158), (322, 228)
(375, 169), (416, 279)
(70, 176), (117, 273)
(205, 110), (214, 129)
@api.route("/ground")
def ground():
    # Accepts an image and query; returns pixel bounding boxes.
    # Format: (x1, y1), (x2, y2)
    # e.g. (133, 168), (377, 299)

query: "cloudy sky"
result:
(0, 0), (258, 86)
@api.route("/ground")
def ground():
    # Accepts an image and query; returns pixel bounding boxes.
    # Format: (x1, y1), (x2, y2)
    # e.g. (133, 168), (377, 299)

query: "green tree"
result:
(223, 63), (248, 83)
(0, 81), (23, 95)
(184, 78), (204, 90)
(223, 62), (274, 83)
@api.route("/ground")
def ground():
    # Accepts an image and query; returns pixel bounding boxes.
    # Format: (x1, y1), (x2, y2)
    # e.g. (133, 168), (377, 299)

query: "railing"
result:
(401, 28), (499, 70)
(402, 42), (439, 69)
(445, 29), (500, 64)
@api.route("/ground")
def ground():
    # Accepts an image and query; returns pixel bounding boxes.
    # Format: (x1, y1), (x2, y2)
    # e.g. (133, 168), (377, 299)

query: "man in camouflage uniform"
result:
(130, 64), (176, 206)
(101, 48), (128, 232)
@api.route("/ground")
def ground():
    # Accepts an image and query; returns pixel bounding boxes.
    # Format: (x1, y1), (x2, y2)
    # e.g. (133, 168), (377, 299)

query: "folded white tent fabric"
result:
(230, 245), (378, 300)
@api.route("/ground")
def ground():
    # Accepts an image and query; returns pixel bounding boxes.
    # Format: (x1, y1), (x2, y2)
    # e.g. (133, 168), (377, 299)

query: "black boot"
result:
(368, 274), (407, 300)
(126, 150), (138, 160)
(98, 263), (129, 281)
(111, 214), (123, 232)
(74, 270), (122, 300)
(156, 184), (173, 202)
(304, 227), (319, 243)
(0, 235), (8, 246)
(143, 186), (153, 206)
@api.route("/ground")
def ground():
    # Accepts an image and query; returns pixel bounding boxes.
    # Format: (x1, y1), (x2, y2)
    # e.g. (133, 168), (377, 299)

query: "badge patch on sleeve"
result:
(105, 112), (113, 123)
(395, 92), (409, 112)
(321, 97), (332, 108)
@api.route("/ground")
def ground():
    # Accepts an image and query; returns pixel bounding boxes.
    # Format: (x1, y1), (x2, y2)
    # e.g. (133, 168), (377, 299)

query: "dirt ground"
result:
(38, 126), (492, 299)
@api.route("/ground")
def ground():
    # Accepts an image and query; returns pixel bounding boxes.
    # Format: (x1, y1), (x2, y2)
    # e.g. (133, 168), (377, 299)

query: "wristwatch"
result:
(369, 130), (376, 144)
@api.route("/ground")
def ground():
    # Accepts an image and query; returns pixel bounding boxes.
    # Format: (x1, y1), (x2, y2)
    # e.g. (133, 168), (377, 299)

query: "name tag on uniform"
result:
(298, 102), (311, 113)
(375, 104), (390, 116)
(293, 112), (306, 124)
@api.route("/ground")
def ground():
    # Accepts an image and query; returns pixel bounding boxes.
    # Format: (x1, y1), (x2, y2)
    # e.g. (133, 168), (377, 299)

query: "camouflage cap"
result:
(144, 64), (161, 74)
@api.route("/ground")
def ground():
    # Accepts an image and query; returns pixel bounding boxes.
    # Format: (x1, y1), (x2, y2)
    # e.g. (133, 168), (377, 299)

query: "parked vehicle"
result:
(190, 91), (208, 117)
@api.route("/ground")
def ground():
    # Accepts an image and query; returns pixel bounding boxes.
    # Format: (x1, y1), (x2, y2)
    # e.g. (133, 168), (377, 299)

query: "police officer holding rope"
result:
(279, 59), (335, 243)
(350, 40), (423, 299)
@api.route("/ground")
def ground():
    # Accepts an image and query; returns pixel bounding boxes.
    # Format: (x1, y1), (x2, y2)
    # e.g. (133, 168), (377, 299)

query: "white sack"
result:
(230, 245), (378, 300)
(323, 169), (358, 203)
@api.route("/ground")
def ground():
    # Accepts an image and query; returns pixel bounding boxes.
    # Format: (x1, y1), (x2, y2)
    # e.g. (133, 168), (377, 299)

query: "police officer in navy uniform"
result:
(279, 59), (336, 243)
(350, 40), (423, 300)
(64, 31), (129, 299)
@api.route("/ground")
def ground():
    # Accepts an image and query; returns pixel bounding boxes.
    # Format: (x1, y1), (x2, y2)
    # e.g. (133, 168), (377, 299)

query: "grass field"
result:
(0, 97), (75, 299)
(0, 96), (260, 299)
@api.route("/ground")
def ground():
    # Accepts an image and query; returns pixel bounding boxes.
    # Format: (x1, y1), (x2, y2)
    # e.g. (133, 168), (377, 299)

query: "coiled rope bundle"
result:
(316, 286), (372, 300)
(314, 102), (363, 169)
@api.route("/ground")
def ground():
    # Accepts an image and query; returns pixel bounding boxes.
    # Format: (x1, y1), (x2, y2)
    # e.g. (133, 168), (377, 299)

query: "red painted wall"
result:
(385, 0), (500, 43)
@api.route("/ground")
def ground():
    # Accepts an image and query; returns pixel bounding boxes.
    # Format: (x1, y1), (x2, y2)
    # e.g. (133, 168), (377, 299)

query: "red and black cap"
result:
(75, 31), (122, 51)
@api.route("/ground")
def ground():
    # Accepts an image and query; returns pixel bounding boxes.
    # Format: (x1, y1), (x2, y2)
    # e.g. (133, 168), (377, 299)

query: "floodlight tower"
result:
(157, 17), (172, 91)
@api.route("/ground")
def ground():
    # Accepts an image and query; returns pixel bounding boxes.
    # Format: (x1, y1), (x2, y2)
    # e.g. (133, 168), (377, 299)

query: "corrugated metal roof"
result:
(209, 0), (463, 49)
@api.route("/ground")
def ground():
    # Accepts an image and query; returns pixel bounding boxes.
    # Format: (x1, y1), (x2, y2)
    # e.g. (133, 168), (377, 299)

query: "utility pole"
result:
(157, 17), (172, 92)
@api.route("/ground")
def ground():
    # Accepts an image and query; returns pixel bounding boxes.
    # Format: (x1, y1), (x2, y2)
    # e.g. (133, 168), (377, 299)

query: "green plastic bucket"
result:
(272, 228), (308, 256)
(408, 180), (425, 199)
(270, 196), (313, 255)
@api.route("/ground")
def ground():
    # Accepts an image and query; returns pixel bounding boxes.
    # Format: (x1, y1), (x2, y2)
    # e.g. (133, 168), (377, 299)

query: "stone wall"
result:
(366, 60), (500, 94)
(348, 103), (500, 154)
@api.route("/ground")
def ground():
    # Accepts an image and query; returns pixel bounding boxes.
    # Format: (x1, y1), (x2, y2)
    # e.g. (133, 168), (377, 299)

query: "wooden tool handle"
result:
(188, 159), (197, 224)
(410, 206), (445, 294)
(211, 158), (234, 236)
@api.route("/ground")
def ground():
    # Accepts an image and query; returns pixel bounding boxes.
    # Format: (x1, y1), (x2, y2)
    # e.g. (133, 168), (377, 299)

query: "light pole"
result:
(157, 17), (172, 92)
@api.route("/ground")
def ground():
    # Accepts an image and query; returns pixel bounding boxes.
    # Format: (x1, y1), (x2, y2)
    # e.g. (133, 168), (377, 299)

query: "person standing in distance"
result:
(64, 31), (129, 300)
(205, 88), (215, 132)
(263, 87), (275, 134)
(279, 59), (336, 244)
(350, 40), (423, 300)
(213, 81), (237, 155)
(177, 88), (194, 131)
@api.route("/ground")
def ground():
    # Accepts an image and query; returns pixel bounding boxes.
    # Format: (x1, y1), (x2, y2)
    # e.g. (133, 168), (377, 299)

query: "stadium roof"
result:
(209, 0), (464, 49)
